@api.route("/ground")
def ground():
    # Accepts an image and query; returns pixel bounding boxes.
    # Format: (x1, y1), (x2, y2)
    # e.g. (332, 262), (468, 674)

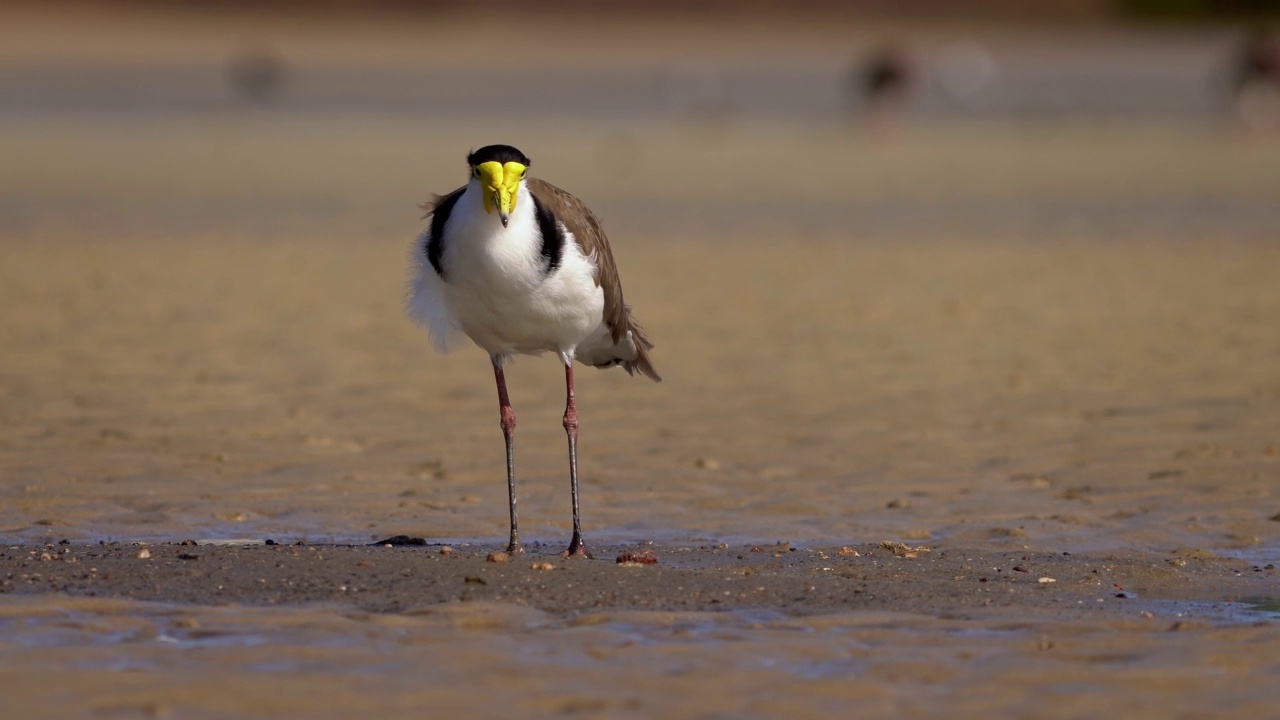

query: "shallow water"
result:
(2, 594), (1278, 719)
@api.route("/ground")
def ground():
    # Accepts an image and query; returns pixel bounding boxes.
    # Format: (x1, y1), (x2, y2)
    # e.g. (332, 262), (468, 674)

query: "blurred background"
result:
(3, 0), (1279, 243)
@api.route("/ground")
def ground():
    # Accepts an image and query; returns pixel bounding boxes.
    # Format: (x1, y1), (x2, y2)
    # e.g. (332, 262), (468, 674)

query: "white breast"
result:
(408, 182), (606, 360)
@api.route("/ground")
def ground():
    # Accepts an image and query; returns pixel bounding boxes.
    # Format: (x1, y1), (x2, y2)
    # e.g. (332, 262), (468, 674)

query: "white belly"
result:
(446, 253), (606, 357)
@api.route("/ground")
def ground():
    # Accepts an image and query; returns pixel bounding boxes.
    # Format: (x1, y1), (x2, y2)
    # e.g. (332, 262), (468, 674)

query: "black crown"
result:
(467, 145), (531, 167)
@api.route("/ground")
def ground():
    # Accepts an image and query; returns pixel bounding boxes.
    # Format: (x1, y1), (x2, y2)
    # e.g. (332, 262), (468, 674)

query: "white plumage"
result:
(408, 177), (607, 364)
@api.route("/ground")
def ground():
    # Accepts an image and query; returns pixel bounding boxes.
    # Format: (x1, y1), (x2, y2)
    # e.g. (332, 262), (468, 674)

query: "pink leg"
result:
(492, 355), (522, 555)
(561, 362), (591, 558)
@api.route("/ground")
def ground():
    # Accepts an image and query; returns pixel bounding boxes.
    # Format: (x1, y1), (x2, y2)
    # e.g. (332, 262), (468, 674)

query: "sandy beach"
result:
(2, 6), (1280, 718)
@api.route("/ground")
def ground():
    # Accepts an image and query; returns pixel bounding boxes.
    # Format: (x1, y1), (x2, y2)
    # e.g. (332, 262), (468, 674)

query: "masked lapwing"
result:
(408, 144), (660, 558)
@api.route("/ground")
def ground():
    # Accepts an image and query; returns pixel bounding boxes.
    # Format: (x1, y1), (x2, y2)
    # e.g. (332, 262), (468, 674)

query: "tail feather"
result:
(623, 315), (661, 382)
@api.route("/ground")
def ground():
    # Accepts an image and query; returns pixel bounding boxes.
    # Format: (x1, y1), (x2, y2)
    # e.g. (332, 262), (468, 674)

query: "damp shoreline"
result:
(3, 541), (1275, 624)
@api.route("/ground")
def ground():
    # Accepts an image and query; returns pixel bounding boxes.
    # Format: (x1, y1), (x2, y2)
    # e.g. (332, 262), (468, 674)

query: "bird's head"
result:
(467, 145), (531, 228)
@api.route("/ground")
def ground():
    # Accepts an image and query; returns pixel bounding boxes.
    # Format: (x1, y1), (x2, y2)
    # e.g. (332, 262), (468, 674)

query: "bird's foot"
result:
(560, 534), (592, 559)
(505, 541), (525, 555)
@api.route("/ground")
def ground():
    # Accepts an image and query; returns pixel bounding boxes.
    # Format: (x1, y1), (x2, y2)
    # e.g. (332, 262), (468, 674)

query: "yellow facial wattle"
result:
(473, 160), (526, 223)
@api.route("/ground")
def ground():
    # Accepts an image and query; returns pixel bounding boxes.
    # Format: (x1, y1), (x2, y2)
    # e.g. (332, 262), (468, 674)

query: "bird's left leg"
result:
(560, 356), (591, 558)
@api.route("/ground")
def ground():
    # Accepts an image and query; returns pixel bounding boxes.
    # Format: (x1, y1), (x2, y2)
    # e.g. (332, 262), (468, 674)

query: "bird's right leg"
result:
(492, 354), (522, 555)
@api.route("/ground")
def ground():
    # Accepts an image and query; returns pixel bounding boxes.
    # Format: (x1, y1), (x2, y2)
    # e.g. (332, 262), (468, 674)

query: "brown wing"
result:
(526, 177), (660, 381)
(418, 185), (465, 218)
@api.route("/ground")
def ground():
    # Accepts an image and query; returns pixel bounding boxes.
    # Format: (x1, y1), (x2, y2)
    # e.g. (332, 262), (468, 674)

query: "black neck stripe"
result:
(531, 193), (564, 275)
(425, 189), (464, 278)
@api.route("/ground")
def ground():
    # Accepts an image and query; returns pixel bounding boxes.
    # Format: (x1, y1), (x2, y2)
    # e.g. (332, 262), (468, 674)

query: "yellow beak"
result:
(474, 161), (526, 228)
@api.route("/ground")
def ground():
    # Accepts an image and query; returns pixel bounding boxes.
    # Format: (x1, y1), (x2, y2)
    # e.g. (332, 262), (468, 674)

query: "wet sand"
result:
(4, 221), (1278, 554)
(3, 7), (1280, 719)
(2, 542), (1277, 719)
(4, 541), (1277, 618)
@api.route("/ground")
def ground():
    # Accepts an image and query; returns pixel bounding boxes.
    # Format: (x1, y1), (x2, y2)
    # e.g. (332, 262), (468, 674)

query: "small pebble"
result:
(879, 541), (929, 558)
(616, 550), (658, 566)
(530, 561), (555, 571)
(486, 551), (509, 564)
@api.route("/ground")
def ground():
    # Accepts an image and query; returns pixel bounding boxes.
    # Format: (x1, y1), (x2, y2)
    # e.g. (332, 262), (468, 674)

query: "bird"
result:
(407, 144), (660, 558)
(1228, 28), (1280, 133)
(1232, 28), (1279, 94)
(847, 44), (919, 129)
